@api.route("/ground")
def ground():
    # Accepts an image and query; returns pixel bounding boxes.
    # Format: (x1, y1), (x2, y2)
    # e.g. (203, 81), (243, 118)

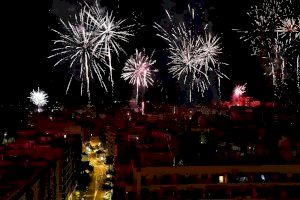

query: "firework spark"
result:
(49, 6), (108, 100)
(277, 18), (300, 40)
(29, 88), (48, 107)
(154, 7), (227, 102)
(234, 0), (300, 98)
(49, 2), (133, 100)
(198, 33), (222, 70)
(233, 84), (247, 99)
(85, 2), (134, 95)
(121, 49), (156, 102)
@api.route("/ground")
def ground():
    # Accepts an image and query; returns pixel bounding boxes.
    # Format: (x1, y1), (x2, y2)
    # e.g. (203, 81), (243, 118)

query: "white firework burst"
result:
(234, 0), (300, 99)
(167, 26), (203, 81)
(121, 49), (156, 102)
(233, 84), (247, 99)
(234, 0), (296, 55)
(277, 18), (300, 39)
(29, 88), (48, 107)
(154, 7), (227, 102)
(49, 6), (108, 100)
(84, 2), (134, 94)
(198, 33), (222, 72)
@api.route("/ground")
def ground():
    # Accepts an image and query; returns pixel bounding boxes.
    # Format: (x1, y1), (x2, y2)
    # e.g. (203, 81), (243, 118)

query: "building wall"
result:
(31, 180), (40, 200)
(124, 164), (300, 199)
(138, 165), (300, 176)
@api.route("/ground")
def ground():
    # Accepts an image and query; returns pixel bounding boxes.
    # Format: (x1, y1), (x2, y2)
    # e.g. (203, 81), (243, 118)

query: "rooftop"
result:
(115, 104), (300, 168)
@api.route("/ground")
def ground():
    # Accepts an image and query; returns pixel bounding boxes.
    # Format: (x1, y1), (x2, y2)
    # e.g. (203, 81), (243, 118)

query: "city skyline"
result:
(1, 2), (300, 199)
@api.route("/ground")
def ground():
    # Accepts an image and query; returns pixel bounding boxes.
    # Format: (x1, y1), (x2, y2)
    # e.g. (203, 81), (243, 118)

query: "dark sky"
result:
(1, 0), (273, 105)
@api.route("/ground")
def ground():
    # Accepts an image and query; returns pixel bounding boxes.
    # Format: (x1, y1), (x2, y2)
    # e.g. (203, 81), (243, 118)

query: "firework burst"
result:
(49, 5), (107, 100)
(49, 2), (133, 100)
(29, 88), (48, 107)
(198, 33), (222, 70)
(121, 49), (157, 102)
(277, 18), (300, 40)
(234, 0), (300, 99)
(233, 84), (247, 99)
(84, 2), (134, 95)
(154, 6), (227, 102)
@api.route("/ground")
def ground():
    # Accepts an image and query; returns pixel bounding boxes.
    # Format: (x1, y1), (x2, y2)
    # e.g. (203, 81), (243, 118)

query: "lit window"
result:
(219, 176), (224, 183)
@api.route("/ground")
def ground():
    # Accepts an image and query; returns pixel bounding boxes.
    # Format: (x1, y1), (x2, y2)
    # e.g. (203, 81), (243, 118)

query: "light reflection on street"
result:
(75, 142), (112, 200)
(87, 147), (109, 200)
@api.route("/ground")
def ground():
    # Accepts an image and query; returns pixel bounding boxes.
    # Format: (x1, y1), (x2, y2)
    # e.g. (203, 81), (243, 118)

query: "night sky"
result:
(1, 0), (276, 105)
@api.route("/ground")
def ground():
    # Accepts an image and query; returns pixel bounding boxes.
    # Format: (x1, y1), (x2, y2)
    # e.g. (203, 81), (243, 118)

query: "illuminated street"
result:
(85, 154), (108, 200)
(75, 139), (113, 200)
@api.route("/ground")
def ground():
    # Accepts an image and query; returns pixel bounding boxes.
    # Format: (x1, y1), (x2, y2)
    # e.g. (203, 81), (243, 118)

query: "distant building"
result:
(113, 103), (300, 200)
(0, 129), (82, 200)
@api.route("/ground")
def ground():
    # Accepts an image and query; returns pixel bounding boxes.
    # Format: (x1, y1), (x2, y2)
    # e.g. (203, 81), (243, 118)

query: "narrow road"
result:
(85, 155), (108, 200)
